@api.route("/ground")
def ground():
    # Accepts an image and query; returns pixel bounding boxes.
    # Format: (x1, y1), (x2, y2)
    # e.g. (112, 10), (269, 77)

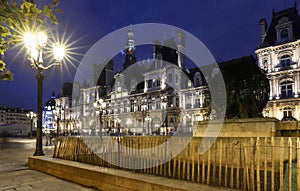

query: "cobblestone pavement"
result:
(0, 137), (98, 191)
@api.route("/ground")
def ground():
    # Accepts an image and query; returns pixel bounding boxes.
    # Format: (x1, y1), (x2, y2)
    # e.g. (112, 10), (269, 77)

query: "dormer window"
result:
(194, 72), (202, 87)
(280, 54), (291, 67)
(276, 17), (293, 43)
(280, 28), (289, 41)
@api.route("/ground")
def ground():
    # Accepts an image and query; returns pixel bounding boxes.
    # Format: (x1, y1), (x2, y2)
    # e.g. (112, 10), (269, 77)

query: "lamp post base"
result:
(33, 150), (45, 156)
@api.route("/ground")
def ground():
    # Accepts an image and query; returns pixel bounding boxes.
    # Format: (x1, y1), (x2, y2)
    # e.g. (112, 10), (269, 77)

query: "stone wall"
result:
(193, 118), (278, 137)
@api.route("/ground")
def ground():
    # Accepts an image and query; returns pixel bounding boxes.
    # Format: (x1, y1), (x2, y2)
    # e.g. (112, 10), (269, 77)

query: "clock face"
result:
(117, 87), (122, 91)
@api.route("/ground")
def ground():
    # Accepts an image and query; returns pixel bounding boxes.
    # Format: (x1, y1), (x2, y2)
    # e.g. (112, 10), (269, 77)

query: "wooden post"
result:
(264, 137), (268, 191)
(197, 140), (201, 182)
(230, 141), (234, 188)
(187, 142), (190, 180)
(243, 141), (249, 191)
(219, 139), (223, 186)
(225, 139), (228, 187)
(280, 137), (284, 191)
(271, 137), (275, 191)
(288, 138), (292, 191)
(297, 138), (300, 191)
(202, 140), (206, 184)
(256, 137), (261, 191)
(207, 139), (211, 185)
(213, 141), (217, 185)
(191, 140), (195, 181)
(250, 138), (255, 191)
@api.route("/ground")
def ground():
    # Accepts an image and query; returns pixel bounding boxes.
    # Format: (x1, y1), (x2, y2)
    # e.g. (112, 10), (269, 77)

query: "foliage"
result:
(0, 0), (61, 80)
(219, 55), (270, 118)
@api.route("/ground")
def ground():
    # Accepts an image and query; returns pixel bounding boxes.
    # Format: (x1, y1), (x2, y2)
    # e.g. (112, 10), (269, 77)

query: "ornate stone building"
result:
(256, 3), (300, 120)
(76, 30), (209, 135)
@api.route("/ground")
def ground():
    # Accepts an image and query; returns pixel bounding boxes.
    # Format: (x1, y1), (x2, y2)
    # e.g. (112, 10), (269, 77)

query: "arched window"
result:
(280, 54), (291, 67)
(280, 80), (293, 98)
(283, 107), (293, 117)
(280, 28), (289, 41)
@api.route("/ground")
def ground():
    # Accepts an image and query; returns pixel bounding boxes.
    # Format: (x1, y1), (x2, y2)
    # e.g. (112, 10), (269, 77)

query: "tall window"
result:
(280, 55), (291, 67)
(280, 28), (289, 41)
(147, 80), (152, 88)
(281, 80), (293, 98)
(195, 98), (201, 108)
(156, 79), (161, 87)
(283, 107), (293, 117)
(194, 72), (201, 86)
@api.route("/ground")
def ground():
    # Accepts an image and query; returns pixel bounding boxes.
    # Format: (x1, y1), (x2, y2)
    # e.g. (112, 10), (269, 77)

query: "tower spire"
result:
(123, 27), (137, 70)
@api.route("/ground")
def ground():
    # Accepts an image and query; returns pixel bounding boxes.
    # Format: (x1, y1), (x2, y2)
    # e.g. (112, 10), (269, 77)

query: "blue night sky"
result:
(0, 0), (293, 111)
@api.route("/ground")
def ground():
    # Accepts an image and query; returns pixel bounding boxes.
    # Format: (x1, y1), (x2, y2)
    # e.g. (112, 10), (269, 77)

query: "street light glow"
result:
(24, 33), (37, 49)
(53, 44), (65, 61)
(37, 32), (47, 47)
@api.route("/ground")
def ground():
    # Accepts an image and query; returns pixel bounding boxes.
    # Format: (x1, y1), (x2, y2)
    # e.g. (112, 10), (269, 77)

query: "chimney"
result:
(259, 18), (268, 43)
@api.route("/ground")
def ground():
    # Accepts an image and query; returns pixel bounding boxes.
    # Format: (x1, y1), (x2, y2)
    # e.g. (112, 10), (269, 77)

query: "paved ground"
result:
(0, 137), (98, 191)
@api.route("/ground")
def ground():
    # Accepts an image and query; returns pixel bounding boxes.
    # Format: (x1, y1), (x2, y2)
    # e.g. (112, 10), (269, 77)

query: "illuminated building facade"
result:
(256, 4), (300, 120)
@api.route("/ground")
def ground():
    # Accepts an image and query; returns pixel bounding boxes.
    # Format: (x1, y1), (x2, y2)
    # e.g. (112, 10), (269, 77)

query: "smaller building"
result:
(0, 105), (36, 136)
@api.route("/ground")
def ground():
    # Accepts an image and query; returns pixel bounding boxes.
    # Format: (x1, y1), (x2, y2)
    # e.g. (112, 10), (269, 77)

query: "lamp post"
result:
(94, 98), (107, 138)
(26, 111), (37, 139)
(24, 31), (65, 156)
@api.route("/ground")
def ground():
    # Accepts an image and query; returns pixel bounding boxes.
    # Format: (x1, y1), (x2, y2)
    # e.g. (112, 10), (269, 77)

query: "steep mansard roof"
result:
(261, 5), (300, 48)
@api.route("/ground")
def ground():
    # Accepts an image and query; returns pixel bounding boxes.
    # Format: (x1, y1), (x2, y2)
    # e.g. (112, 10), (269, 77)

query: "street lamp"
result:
(24, 31), (65, 156)
(94, 98), (107, 138)
(145, 115), (151, 135)
(26, 111), (37, 139)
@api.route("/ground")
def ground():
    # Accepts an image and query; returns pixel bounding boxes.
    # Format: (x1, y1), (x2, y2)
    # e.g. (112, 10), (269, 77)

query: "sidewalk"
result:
(0, 138), (98, 191)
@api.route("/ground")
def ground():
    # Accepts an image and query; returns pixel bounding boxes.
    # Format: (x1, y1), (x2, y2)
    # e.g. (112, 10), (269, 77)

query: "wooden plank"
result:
(297, 138), (300, 191)
(191, 139), (195, 181)
(271, 137), (275, 191)
(256, 137), (261, 191)
(197, 139), (200, 182)
(168, 141), (171, 177)
(236, 141), (240, 190)
(280, 137), (284, 191)
(187, 142), (191, 181)
(264, 137), (268, 191)
(207, 139), (211, 185)
(155, 137), (160, 175)
(182, 144), (186, 180)
(225, 139), (228, 187)
(202, 140), (206, 184)
(230, 141), (234, 188)
(250, 137), (255, 191)
(213, 141), (217, 185)
(288, 138), (292, 191)
(244, 140), (250, 191)
(219, 139), (223, 186)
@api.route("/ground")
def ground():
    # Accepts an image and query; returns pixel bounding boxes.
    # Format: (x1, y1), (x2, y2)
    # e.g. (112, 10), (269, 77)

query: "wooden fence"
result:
(53, 136), (300, 191)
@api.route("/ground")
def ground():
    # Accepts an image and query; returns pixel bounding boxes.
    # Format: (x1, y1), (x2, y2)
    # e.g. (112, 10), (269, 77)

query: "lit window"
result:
(280, 55), (291, 67)
(280, 80), (293, 98)
(283, 107), (293, 117)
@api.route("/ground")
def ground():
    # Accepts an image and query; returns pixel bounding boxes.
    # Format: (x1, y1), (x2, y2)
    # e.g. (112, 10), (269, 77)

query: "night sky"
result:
(0, 0), (293, 111)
